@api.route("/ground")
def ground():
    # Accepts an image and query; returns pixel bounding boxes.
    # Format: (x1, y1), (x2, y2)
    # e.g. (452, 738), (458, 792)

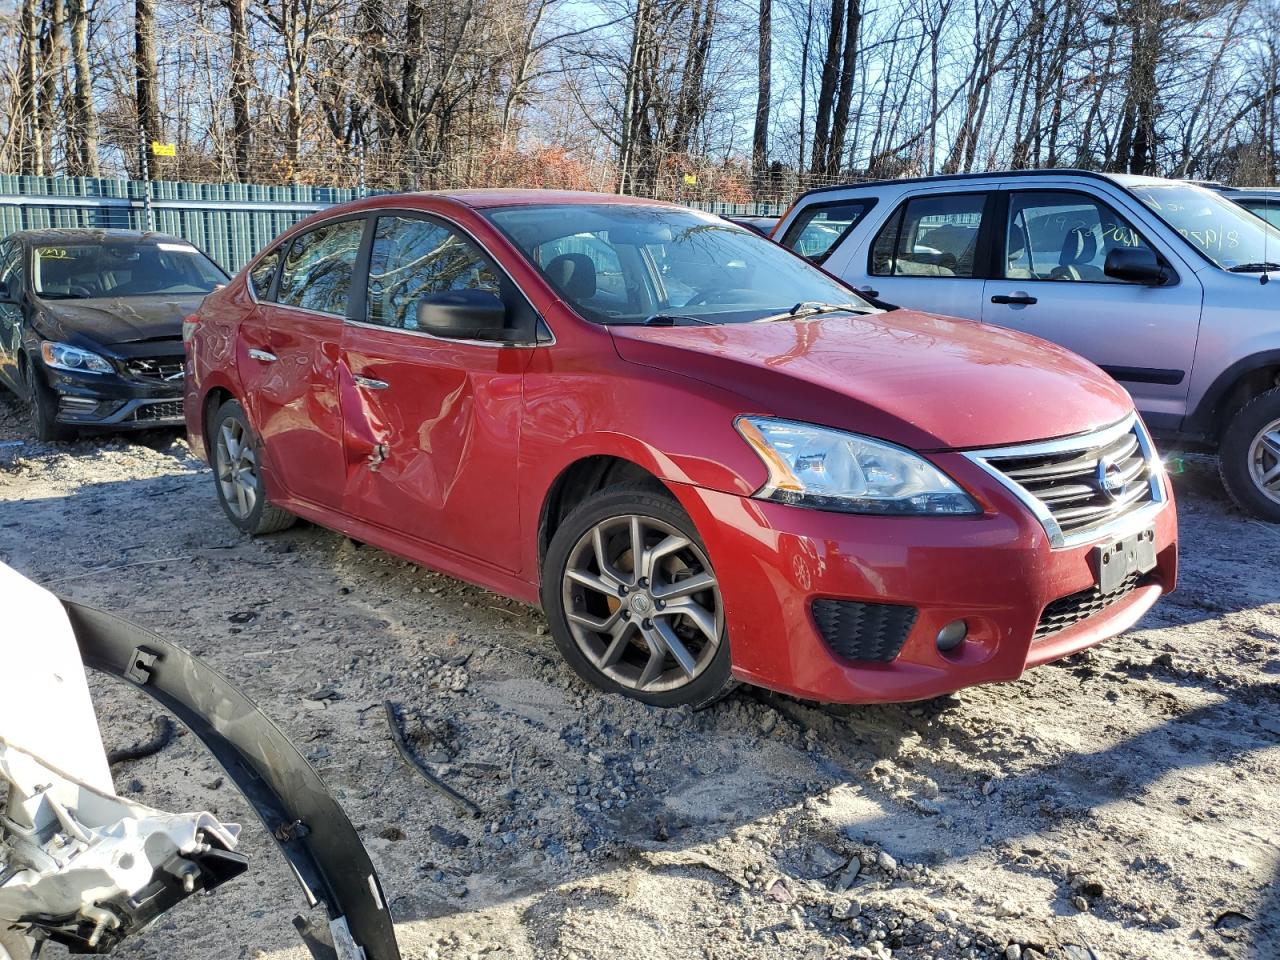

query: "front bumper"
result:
(675, 453), (1177, 705)
(42, 366), (184, 429)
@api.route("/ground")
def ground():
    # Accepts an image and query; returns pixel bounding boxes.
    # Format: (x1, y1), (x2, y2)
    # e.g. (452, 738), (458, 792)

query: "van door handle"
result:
(990, 294), (1038, 305)
(247, 348), (277, 362)
(856, 286), (879, 299)
(353, 375), (389, 391)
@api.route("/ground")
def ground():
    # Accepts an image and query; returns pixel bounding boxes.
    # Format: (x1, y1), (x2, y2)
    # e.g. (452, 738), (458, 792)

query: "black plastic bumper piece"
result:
(62, 600), (402, 960)
(811, 599), (918, 662)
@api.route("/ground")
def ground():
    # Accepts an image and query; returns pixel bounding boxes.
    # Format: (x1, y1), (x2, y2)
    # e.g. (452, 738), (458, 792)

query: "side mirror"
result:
(1104, 247), (1167, 285)
(415, 289), (515, 342)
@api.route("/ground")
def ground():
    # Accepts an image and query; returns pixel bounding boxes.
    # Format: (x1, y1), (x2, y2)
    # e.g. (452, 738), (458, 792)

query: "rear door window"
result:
(276, 219), (365, 316)
(780, 199), (875, 262)
(870, 193), (987, 278)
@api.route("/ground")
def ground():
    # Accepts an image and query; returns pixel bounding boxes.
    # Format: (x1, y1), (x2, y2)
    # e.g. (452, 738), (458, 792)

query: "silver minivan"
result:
(774, 171), (1280, 521)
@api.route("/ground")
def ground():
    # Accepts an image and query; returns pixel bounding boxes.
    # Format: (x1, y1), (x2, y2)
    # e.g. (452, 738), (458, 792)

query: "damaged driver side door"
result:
(338, 212), (535, 574)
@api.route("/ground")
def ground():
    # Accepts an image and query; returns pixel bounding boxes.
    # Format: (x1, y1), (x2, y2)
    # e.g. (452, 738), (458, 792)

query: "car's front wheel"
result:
(1219, 386), (1280, 522)
(209, 398), (296, 535)
(22, 355), (73, 442)
(541, 483), (732, 707)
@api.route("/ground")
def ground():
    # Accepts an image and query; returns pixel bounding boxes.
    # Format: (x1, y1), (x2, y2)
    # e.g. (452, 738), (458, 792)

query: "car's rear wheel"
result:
(210, 398), (296, 535)
(22, 355), (73, 442)
(1219, 386), (1280, 523)
(541, 483), (732, 707)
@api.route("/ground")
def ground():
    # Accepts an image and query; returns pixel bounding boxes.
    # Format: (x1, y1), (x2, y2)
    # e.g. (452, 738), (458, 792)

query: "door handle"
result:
(353, 375), (389, 391)
(247, 348), (277, 362)
(856, 286), (880, 299)
(990, 294), (1038, 305)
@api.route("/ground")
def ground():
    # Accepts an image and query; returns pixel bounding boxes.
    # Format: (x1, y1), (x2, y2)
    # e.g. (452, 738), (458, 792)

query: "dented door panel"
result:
(338, 322), (532, 573)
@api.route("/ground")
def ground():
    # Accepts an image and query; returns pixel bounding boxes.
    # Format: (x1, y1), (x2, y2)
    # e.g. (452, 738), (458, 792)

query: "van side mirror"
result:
(415, 290), (518, 342)
(1104, 247), (1167, 286)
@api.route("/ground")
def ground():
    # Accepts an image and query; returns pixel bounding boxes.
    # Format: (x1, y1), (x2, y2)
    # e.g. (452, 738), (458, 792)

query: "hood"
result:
(610, 311), (1134, 450)
(34, 295), (204, 345)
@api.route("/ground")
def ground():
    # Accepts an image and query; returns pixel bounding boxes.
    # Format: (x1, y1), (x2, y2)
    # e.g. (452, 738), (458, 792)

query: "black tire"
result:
(208, 397), (296, 535)
(1219, 386), (1280, 523)
(22, 355), (73, 442)
(541, 482), (733, 708)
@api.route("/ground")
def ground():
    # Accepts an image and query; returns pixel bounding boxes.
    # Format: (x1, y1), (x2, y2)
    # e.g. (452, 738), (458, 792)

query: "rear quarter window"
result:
(780, 198), (876, 262)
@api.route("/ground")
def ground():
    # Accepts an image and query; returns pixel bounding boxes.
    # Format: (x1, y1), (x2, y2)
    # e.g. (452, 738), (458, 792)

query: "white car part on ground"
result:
(0, 563), (245, 956)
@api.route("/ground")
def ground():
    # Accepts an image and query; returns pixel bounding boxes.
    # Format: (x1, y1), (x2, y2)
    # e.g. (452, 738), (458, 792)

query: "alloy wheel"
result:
(1249, 416), (1280, 506)
(561, 513), (723, 694)
(215, 417), (259, 520)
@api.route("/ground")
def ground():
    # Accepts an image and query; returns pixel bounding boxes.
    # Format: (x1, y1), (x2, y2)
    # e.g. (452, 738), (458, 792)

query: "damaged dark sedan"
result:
(0, 228), (228, 440)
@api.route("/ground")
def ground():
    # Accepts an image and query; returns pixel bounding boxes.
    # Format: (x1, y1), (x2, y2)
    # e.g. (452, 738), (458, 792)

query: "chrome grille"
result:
(965, 416), (1165, 548)
(124, 356), (185, 383)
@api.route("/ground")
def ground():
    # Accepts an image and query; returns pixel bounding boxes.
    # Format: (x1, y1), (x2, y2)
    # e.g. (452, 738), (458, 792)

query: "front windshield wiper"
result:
(1226, 262), (1280, 273)
(37, 292), (89, 300)
(635, 313), (717, 326)
(752, 301), (875, 324)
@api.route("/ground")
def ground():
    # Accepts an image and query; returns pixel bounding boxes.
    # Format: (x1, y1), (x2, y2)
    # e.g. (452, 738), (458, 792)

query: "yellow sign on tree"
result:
(682, 173), (697, 186)
(150, 141), (176, 157)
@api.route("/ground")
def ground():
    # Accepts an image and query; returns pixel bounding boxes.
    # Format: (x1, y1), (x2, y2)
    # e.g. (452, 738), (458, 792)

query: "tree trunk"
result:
(825, 0), (859, 173)
(19, 0), (42, 175)
(40, 0), (66, 175)
(224, 0), (252, 180)
(67, 0), (98, 176)
(752, 0), (771, 173)
(135, 0), (161, 176)
(810, 0), (845, 175)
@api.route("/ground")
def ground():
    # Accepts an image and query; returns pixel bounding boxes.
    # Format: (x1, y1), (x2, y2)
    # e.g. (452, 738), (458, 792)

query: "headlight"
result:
(736, 416), (979, 515)
(40, 341), (113, 375)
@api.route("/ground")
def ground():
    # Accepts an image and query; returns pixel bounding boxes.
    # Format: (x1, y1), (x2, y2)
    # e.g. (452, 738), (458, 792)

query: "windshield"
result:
(484, 204), (868, 324)
(1125, 182), (1280, 272)
(32, 240), (227, 298)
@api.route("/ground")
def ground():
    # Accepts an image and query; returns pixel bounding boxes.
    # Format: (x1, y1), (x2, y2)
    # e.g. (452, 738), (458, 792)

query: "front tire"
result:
(541, 483), (732, 708)
(1219, 386), (1280, 522)
(23, 355), (73, 442)
(209, 398), (296, 535)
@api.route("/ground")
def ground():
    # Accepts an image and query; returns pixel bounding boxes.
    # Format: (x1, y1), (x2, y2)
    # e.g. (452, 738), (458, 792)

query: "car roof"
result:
(7, 227), (192, 246)
(397, 188), (689, 210)
(790, 168), (1183, 204)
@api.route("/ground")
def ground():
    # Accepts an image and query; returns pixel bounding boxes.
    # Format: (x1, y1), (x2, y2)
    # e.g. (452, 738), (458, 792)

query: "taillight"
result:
(181, 313), (199, 345)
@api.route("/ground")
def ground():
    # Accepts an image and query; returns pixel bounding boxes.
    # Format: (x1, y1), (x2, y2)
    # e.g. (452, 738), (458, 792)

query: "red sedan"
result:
(184, 190), (1177, 707)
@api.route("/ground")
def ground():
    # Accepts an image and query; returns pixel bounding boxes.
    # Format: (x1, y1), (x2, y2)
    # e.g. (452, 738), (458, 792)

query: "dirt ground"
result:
(1, 392), (1277, 960)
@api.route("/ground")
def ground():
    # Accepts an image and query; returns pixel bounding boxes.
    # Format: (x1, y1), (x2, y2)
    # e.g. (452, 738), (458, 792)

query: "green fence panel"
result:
(0, 175), (792, 271)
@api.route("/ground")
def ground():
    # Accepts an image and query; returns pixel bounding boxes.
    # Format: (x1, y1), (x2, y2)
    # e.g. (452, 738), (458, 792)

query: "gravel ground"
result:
(1, 392), (1277, 960)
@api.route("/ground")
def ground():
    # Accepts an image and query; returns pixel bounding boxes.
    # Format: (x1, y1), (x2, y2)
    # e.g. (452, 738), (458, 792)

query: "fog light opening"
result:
(936, 619), (968, 652)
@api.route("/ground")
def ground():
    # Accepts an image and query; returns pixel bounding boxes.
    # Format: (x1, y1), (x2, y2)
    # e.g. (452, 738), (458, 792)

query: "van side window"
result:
(870, 194), (986, 278)
(276, 219), (364, 317)
(1006, 191), (1154, 283)
(781, 199), (874, 262)
(248, 245), (283, 300)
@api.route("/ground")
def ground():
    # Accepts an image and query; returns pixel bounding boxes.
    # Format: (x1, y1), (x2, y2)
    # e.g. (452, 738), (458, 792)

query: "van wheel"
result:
(1219, 386), (1280, 522)
(23, 355), (73, 442)
(541, 483), (732, 708)
(210, 398), (296, 535)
